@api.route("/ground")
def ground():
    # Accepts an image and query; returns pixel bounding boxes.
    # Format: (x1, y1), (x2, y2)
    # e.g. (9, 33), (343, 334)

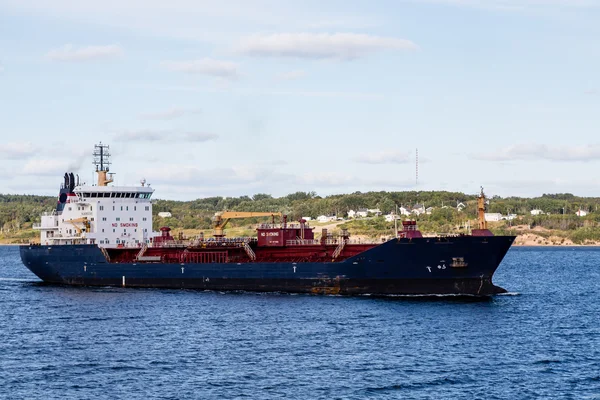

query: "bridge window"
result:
(116, 217), (120, 221)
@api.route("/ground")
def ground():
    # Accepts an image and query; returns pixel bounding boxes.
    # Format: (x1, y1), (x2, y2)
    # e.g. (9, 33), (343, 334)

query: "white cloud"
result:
(161, 58), (239, 79)
(354, 150), (411, 164)
(117, 129), (172, 142)
(22, 159), (73, 176)
(585, 89), (598, 95)
(183, 132), (219, 142)
(473, 143), (600, 162)
(0, 142), (39, 159)
(296, 172), (356, 186)
(46, 44), (124, 62)
(139, 107), (202, 120)
(142, 164), (291, 188)
(236, 33), (418, 60)
(115, 129), (218, 142)
(420, 0), (598, 11)
(276, 70), (307, 81)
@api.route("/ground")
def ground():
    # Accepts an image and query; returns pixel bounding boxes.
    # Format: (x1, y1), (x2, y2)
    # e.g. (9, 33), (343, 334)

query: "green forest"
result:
(3, 191), (600, 244)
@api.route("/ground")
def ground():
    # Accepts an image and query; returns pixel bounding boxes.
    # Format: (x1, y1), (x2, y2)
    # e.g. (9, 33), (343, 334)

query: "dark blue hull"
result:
(20, 236), (515, 295)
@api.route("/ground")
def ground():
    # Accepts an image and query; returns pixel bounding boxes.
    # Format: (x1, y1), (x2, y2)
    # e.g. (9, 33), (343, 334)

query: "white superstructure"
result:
(34, 144), (156, 247)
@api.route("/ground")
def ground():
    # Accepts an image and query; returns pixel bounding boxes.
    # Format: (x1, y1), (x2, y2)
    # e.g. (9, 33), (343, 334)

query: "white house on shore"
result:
(384, 214), (400, 222)
(398, 206), (411, 216)
(485, 212), (517, 221)
(317, 215), (336, 223)
(412, 204), (426, 216)
(504, 214), (517, 221)
(484, 213), (503, 222)
(158, 212), (172, 218)
(576, 209), (588, 217)
(356, 208), (369, 218)
(530, 209), (544, 216)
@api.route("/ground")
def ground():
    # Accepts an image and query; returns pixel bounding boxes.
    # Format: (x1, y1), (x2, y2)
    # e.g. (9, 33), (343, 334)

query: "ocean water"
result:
(0, 246), (598, 399)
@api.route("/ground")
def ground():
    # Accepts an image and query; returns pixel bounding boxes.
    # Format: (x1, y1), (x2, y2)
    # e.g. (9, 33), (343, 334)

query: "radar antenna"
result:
(93, 142), (114, 186)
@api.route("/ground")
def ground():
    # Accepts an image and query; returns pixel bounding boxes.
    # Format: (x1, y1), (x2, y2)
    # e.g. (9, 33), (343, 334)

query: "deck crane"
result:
(64, 217), (91, 235)
(212, 211), (282, 237)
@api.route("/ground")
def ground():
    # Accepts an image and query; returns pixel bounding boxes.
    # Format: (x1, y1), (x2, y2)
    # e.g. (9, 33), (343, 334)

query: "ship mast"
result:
(93, 143), (114, 186)
(477, 187), (487, 230)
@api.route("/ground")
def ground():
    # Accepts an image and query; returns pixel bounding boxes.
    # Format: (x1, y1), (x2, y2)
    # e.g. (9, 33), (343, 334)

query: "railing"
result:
(100, 247), (111, 262)
(44, 233), (84, 239)
(331, 239), (347, 259)
(257, 223), (308, 229)
(242, 242), (256, 261)
(286, 239), (320, 246)
(33, 223), (59, 229)
(285, 239), (379, 246)
(136, 244), (148, 260)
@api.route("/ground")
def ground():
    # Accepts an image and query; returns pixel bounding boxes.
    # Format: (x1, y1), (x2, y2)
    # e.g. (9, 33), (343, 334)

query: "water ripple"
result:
(1, 246), (600, 398)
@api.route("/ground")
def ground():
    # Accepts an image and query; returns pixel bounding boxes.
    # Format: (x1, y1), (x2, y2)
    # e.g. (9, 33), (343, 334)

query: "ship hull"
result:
(20, 236), (514, 296)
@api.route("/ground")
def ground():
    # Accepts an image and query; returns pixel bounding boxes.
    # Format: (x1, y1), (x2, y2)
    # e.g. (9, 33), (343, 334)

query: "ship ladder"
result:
(100, 247), (111, 262)
(332, 239), (347, 261)
(136, 243), (148, 261)
(242, 242), (256, 261)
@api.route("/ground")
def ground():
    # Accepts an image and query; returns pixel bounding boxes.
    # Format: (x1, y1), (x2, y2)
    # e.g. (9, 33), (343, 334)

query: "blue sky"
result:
(1, 0), (599, 200)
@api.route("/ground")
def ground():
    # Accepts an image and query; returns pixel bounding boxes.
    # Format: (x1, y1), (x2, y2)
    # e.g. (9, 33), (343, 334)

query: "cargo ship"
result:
(20, 144), (515, 296)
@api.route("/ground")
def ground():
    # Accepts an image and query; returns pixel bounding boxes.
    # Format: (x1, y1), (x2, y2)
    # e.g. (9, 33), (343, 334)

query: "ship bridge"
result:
(34, 143), (157, 248)
(73, 186), (154, 201)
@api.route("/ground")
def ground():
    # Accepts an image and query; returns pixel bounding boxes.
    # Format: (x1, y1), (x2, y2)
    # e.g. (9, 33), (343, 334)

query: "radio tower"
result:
(415, 148), (419, 187)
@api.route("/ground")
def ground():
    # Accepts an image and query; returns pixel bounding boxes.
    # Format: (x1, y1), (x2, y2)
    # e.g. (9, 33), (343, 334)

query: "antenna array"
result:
(93, 143), (111, 172)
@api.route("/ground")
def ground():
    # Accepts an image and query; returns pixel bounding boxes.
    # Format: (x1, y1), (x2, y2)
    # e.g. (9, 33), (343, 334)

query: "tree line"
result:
(3, 191), (600, 235)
